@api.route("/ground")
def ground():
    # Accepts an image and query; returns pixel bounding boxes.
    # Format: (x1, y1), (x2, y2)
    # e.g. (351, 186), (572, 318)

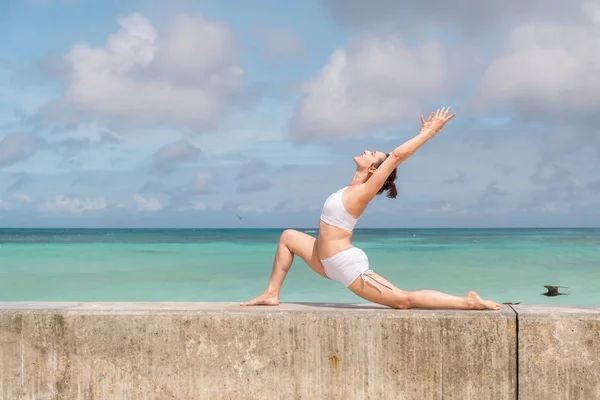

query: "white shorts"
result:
(320, 247), (393, 293)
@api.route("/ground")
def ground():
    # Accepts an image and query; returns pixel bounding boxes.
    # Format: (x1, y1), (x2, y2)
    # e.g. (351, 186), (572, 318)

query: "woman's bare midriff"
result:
(316, 220), (354, 260)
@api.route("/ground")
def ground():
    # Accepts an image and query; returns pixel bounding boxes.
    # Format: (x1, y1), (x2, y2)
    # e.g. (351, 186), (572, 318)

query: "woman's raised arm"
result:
(362, 107), (456, 198)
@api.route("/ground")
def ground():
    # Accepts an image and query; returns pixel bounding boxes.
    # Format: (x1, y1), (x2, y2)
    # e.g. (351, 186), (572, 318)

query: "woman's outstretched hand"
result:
(420, 107), (456, 134)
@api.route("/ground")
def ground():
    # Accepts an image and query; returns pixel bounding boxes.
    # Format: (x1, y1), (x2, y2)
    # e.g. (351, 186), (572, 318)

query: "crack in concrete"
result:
(20, 316), (24, 388)
(509, 305), (519, 400)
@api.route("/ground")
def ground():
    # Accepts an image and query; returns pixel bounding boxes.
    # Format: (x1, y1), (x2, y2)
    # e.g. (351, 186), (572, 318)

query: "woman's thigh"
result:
(347, 271), (406, 309)
(281, 229), (328, 278)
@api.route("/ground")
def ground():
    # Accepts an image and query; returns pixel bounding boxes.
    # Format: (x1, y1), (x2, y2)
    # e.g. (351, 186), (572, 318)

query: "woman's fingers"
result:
(424, 107), (455, 125)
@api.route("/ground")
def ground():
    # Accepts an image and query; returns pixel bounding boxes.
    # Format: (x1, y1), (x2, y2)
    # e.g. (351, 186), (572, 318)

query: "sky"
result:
(1, 0), (599, 228)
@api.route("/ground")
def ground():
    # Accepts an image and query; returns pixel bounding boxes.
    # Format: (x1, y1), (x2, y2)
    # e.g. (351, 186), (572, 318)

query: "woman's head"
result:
(353, 150), (398, 199)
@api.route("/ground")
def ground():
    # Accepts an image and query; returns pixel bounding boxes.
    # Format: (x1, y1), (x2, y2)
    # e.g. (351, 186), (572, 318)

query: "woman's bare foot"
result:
(466, 291), (502, 310)
(240, 292), (280, 306)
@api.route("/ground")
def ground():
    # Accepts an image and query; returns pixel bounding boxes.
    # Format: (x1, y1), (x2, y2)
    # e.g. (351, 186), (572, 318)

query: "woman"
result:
(242, 107), (501, 310)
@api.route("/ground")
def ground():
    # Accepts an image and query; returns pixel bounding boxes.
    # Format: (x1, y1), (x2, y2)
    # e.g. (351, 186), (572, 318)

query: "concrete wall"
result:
(514, 305), (600, 400)
(0, 302), (597, 400)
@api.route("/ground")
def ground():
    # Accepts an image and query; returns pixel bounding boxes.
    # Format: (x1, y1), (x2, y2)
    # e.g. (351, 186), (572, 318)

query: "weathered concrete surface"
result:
(0, 302), (515, 400)
(514, 305), (600, 400)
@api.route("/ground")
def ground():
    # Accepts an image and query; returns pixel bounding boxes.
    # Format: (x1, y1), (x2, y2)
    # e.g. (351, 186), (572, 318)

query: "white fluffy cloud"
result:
(290, 35), (445, 139)
(133, 193), (163, 212)
(38, 195), (107, 214)
(41, 13), (243, 131)
(477, 2), (600, 113)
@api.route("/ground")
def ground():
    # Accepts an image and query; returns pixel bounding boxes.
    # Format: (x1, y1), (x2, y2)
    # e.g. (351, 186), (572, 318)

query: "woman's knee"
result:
(279, 229), (298, 244)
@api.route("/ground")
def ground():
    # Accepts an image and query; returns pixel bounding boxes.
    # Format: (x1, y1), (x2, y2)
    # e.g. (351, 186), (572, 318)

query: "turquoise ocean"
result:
(1, 228), (599, 306)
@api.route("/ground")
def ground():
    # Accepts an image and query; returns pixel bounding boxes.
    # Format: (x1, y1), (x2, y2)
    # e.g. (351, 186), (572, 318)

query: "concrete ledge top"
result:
(0, 301), (518, 318)
(512, 304), (600, 318)
(0, 302), (598, 318)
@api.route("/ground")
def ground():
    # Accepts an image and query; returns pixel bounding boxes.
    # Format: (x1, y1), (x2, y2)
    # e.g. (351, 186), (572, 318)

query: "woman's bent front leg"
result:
(241, 229), (328, 306)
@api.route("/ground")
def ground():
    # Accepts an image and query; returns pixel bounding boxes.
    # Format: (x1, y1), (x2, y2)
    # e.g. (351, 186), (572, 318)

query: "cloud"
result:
(0, 129), (119, 170)
(193, 172), (215, 193)
(321, 0), (582, 35)
(52, 137), (91, 151)
(13, 192), (33, 204)
(517, 187), (570, 214)
(495, 164), (515, 177)
(517, 189), (575, 214)
(255, 26), (306, 63)
(135, 170), (217, 212)
(191, 201), (207, 211)
(37, 13), (244, 132)
(99, 130), (120, 145)
(0, 133), (45, 166)
(38, 194), (107, 214)
(47, 133), (122, 168)
(138, 181), (169, 195)
(442, 170), (468, 185)
(174, 200), (213, 212)
(236, 179), (271, 193)
(233, 159), (272, 192)
(587, 179), (600, 194)
(71, 174), (99, 188)
(538, 126), (600, 164)
(45, 130), (121, 156)
(426, 200), (458, 215)
(530, 164), (576, 187)
(133, 193), (163, 212)
(235, 159), (269, 180)
(469, 180), (507, 212)
(476, 3), (600, 115)
(290, 35), (444, 139)
(527, 163), (585, 207)
(273, 199), (295, 212)
(6, 173), (32, 192)
(51, 138), (94, 166)
(0, 197), (10, 210)
(153, 139), (200, 171)
(167, 171), (218, 207)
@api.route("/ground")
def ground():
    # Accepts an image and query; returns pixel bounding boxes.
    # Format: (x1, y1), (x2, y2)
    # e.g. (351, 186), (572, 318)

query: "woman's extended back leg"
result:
(241, 229), (328, 306)
(347, 272), (501, 310)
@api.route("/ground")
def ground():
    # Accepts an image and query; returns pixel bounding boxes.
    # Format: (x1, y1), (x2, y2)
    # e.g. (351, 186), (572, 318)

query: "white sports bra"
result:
(319, 186), (358, 232)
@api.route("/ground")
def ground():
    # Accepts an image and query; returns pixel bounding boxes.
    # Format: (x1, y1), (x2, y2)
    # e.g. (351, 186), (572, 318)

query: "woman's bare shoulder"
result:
(343, 184), (370, 216)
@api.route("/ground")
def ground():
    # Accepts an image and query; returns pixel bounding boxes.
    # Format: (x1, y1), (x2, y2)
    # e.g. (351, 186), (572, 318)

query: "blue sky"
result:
(1, 0), (599, 228)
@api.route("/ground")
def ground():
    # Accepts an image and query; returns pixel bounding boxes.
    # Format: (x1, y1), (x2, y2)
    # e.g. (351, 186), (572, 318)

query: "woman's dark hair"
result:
(372, 153), (398, 199)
